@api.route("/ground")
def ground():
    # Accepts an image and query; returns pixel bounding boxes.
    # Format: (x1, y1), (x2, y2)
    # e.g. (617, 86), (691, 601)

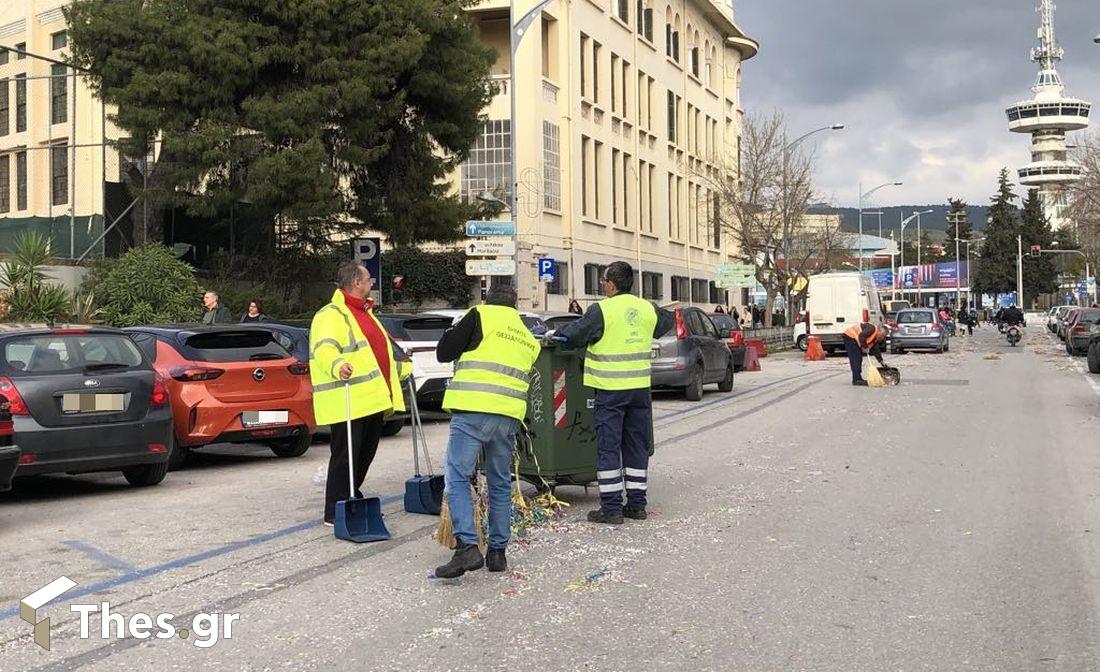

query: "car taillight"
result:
(148, 443), (168, 454)
(0, 377), (29, 416)
(151, 373), (169, 407)
(51, 328), (88, 335)
(169, 366), (224, 382)
(730, 331), (744, 347)
(288, 362), (309, 375)
(862, 308), (870, 323)
(1073, 325), (1086, 333)
(18, 454), (35, 465)
(675, 309), (687, 340)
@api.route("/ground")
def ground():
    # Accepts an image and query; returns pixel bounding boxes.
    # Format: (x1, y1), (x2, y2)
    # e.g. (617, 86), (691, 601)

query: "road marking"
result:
(60, 541), (136, 575)
(654, 370), (826, 425)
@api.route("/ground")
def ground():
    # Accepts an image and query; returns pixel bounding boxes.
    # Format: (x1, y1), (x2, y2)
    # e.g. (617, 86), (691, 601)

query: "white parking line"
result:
(1043, 330), (1100, 398)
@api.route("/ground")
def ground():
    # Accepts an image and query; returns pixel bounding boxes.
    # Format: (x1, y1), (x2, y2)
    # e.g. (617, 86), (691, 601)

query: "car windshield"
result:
(709, 315), (738, 330)
(1076, 310), (1100, 324)
(897, 311), (934, 324)
(398, 317), (453, 342)
(2, 333), (145, 375)
(179, 330), (290, 363)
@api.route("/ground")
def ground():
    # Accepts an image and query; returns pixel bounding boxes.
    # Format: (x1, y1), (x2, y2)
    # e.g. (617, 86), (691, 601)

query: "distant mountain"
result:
(809, 205), (992, 236)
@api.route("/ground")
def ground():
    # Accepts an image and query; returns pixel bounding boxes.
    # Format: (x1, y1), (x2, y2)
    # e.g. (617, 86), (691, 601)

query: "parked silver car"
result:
(651, 307), (734, 401)
(1064, 308), (1100, 355)
(889, 309), (950, 354)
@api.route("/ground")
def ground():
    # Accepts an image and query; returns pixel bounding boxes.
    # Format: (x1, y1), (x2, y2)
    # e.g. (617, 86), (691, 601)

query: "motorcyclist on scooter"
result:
(1002, 304), (1024, 326)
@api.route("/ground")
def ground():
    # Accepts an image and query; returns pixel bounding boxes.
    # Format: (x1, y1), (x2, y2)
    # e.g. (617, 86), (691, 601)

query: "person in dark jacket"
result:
(568, 299), (584, 315)
(240, 300), (269, 323)
(201, 291), (232, 324)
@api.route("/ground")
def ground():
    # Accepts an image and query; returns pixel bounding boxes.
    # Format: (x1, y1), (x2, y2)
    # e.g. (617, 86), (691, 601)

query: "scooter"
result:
(1005, 324), (1022, 346)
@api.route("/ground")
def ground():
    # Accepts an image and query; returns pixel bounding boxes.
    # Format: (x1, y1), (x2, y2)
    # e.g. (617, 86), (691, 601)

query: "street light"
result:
(956, 236), (985, 309)
(1046, 241), (1093, 305)
(782, 124), (845, 319)
(858, 181), (903, 270)
(898, 210), (932, 303)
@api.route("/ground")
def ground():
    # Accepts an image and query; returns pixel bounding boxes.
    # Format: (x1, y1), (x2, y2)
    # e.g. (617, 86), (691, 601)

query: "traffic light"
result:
(1029, 245), (1041, 258)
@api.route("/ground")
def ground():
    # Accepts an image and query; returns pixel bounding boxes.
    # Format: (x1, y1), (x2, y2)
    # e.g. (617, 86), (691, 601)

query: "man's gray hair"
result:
(204, 290), (219, 299)
(337, 261), (365, 290)
(486, 284), (518, 308)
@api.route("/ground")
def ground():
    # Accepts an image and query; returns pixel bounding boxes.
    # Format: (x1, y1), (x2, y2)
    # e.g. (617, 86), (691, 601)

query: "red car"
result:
(707, 313), (746, 371)
(125, 326), (316, 468)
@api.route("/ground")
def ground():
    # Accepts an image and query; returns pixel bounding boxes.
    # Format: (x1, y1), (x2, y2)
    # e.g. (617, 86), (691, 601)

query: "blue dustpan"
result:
(333, 382), (390, 543)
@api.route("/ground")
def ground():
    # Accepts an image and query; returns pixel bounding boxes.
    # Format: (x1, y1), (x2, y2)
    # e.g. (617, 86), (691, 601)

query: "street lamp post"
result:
(858, 181), (903, 270)
(782, 124), (844, 320)
(1044, 243), (1092, 305)
(958, 237), (985, 309)
(899, 210), (931, 303)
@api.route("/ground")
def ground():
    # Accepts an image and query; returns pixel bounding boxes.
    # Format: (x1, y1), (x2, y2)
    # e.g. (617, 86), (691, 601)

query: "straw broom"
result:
(865, 360), (887, 387)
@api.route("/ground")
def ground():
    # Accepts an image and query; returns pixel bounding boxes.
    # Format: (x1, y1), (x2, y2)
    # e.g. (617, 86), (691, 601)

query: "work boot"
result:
(587, 509), (624, 525)
(434, 543), (484, 579)
(852, 379), (868, 386)
(486, 548), (507, 572)
(623, 506), (647, 520)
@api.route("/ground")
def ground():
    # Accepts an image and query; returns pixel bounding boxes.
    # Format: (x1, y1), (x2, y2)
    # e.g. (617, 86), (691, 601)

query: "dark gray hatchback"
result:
(0, 325), (173, 487)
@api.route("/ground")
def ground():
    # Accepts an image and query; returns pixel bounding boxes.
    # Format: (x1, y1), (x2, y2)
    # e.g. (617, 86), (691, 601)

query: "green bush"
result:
(0, 231), (73, 324)
(85, 245), (203, 326)
(381, 247), (476, 308)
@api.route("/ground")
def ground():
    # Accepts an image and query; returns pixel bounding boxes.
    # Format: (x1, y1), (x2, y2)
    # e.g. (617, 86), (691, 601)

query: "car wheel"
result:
(944, 339), (950, 353)
(269, 433), (312, 458)
(684, 364), (705, 401)
(122, 461), (168, 487)
(1066, 342), (1074, 356)
(796, 335), (808, 352)
(717, 362), (734, 393)
(381, 419), (404, 437)
(1087, 343), (1100, 374)
(167, 437), (189, 471)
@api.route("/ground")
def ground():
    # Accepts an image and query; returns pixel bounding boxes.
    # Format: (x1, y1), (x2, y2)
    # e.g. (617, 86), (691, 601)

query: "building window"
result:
(610, 54), (618, 114)
(15, 74), (26, 133)
(541, 16), (558, 81)
(614, 0), (629, 24)
(51, 64), (68, 125)
(0, 79), (8, 136)
(51, 143), (68, 206)
(584, 263), (608, 296)
(712, 191), (721, 248)
(622, 152), (631, 228)
(709, 282), (726, 305)
(642, 271), (663, 300)
(0, 49), (7, 66)
(691, 279), (709, 303)
(667, 172), (675, 239)
(690, 46), (700, 78)
(0, 155), (9, 214)
(542, 121), (561, 211)
(670, 275), (689, 301)
(51, 31), (68, 50)
(594, 140), (603, 220)
(636, 0), (653, 41)
(580, 33), (588, 98)
(15, 151), (27, 210)
(15, 43), (26, 60)
(592, 41), (601, 105)
(667, 91), (676, 142)
(547, 261), (569, 295)
(460, 119), (511, 202)
(611, 148), (620, 225)
(581, 135), (590, 217)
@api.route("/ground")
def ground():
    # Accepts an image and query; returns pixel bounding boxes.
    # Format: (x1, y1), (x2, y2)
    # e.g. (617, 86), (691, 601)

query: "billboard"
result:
(863, 268), (894, 289)
(895, 261), (969, 290)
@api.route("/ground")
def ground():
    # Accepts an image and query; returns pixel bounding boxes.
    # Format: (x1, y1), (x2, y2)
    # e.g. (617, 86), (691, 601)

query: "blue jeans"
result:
(444, 412), (519, 549)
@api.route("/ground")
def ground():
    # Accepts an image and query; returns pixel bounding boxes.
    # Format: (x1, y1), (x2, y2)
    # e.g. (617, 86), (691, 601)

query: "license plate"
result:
(242, 410), (289, 427)
(62, 393), (125, 414)
(651, 348), (660, 359)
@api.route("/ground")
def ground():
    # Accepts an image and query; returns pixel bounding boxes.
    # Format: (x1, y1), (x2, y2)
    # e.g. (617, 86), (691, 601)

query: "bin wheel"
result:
(534, 480), (556, 496)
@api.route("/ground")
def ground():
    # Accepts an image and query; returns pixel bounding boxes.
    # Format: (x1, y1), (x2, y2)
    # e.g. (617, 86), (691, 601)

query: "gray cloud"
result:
(736, 0), (1100, 207)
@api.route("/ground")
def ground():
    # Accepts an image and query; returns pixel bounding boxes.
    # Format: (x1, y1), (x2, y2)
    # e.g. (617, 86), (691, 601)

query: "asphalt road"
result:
(2, 320), (1099, 671)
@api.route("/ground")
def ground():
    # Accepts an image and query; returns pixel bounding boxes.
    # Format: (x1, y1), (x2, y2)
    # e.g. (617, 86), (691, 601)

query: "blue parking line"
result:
(1, 493), (404, 621)
(61, 541), (137, 574)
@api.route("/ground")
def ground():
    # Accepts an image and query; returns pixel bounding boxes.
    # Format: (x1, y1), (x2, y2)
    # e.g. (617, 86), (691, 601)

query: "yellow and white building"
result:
(0, 1), (123, 260)
(461, 0), (757, 310)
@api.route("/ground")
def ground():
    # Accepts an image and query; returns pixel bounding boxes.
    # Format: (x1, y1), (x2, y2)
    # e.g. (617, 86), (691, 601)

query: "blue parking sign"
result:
(537, 258), (557, 283)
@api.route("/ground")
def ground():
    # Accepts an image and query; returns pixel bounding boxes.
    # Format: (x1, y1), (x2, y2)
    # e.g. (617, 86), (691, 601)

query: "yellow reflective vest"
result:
(583, 293), (658, 391)
(442, 304), (540, 421)
(309, 290), (405, 426)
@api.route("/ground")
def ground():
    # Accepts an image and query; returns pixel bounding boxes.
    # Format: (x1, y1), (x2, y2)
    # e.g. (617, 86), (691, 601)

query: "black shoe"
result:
(852, 379), (869, 386)
(587, 509), (624, 524)
(434, 544), (484, 579)
(623, 507), (647, 520)
(486, 548), (507, 572)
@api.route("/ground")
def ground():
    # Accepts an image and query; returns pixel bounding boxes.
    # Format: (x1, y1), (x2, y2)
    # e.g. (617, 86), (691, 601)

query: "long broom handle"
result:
(409, 376), (434, 475)
(409, 376), (421, 476)
(345, 381), (355, 499)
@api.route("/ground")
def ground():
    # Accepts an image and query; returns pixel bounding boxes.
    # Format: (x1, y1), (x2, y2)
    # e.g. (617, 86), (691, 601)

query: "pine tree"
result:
(945, 198), (973, 243)
(972, 169), (1020, 299)
(1020, 189), (1058, 303)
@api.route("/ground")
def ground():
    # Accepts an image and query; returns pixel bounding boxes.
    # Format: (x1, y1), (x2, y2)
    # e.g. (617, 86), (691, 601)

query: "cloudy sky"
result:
(735, 0), (1100, 209)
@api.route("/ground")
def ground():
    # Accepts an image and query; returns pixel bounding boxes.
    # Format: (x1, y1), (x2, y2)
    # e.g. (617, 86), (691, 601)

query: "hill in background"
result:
(810, 205), (992, 237)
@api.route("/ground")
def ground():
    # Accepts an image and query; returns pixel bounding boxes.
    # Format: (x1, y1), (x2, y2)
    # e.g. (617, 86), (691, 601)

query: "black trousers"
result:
(594, 388), (652, 514)
(843, 336), (864, 383)
(324, 412), (385, 522)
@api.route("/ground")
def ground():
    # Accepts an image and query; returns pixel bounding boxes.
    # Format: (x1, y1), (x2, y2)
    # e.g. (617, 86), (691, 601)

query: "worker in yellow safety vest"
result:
(310, 261), (405, 526)
(556, 261), (674, 524)
(843, 322), (886, 386)
(431, 284), (540, 579)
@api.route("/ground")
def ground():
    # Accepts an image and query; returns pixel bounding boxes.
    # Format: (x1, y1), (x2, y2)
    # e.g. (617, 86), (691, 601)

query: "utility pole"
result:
(1017, 235), (1025, 308)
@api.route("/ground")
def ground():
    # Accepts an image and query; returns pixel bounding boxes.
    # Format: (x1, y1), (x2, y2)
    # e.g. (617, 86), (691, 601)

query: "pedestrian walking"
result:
(842, 321), (886, 386)
(240, 299), (268, 323)
(431, 284), (541, 579)
(568, 299), (583, 315)
(558, 262), (674, 524)
(200, 291), (232, 324)
(310, 261), (405, 526)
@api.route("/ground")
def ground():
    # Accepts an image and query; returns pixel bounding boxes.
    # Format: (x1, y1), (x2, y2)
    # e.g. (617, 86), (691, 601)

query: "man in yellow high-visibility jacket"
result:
(557, 262), (674, 524)
(310, 261), (405, 526)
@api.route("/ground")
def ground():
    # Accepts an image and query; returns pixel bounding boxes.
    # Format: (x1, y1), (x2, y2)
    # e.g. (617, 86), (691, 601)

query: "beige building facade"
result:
(0, 0), (124, 260)
(461, 0), (757, 311)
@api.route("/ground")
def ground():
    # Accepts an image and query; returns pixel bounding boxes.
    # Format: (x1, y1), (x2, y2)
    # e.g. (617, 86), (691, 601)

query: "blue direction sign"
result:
(465, 221), (516, 237)
(537, 257), (557, 283)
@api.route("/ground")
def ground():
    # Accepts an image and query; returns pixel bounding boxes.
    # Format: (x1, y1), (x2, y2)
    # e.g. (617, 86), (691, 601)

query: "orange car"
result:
(125, 325), (316, 468)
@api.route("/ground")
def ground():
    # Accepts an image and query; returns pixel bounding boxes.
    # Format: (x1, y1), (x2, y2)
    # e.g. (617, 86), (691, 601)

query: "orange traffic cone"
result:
(804, 336), (826, 361)
(745, 338), (768, 358)
(742, 345), (762, 372)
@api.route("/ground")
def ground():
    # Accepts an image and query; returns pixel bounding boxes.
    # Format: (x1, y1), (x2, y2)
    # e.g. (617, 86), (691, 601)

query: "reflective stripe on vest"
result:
(443, 305), (540, 421)
(583, 294), (658, 390)
(312, 370), (382, 394)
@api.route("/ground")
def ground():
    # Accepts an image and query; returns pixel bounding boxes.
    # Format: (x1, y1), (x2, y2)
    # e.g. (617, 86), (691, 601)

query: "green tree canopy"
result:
(1019, 189), (1058, 303)
(945, 197), (974, 243)
(67, 0), (496, 246)
(972, 169), (1020, 298)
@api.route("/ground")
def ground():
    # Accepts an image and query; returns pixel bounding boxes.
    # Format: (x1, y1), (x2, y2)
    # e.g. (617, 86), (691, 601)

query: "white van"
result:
(805, 272), (885, 353)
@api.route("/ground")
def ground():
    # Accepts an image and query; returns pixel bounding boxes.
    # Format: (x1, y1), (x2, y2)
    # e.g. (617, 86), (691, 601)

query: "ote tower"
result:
(1005, 0), (1091, 230)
